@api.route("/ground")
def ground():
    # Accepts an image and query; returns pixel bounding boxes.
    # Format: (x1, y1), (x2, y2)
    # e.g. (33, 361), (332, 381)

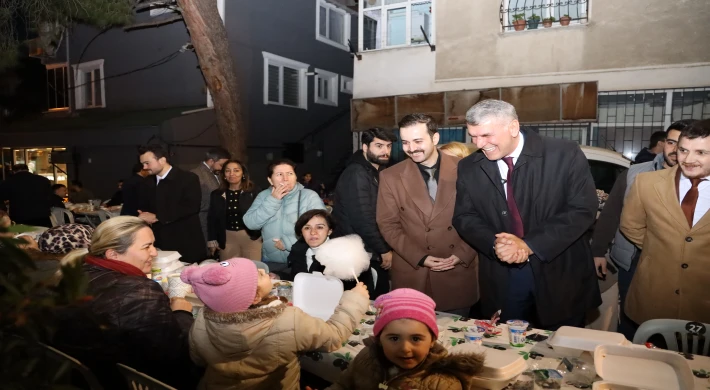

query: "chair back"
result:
(39, 342), (104, 389)
(96, 210), (111, 223)
(116, 363), (177, 390)
(633, 319), (710, 356)
(50, 207), (74, 226)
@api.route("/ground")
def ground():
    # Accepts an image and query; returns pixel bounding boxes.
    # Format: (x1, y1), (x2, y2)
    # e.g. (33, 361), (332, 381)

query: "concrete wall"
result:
(353, 0), (710, 98)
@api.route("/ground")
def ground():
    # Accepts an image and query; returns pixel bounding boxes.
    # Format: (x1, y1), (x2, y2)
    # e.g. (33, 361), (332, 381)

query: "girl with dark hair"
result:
(288, 209), (375, 292)
(207, 160), (263, 261)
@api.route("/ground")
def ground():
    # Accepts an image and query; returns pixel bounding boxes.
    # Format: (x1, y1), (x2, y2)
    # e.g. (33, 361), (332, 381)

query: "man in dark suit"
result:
(138, 145), (206, 263)
(120, 163), (148, 216)
(0, 164), (53, 227)
(453, 100), (601, 330)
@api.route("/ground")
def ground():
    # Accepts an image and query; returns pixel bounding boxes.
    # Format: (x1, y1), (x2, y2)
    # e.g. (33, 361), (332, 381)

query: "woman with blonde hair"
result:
(52, 216), (199, 390)
(439, 141), (473, 159)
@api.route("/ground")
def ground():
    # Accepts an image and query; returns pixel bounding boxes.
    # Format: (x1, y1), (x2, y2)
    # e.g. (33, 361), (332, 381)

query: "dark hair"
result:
(138, 144), (168, 162)
(51, 184), (66, 191)
(118, 180), (124, 184)
(71, 180), (83, 188)
(12, 164), (29, 172)
(267, 158), (297, 178)
(294, 209), (335, 239)
(361, 128), (397, 147)
(220, 159), (254, 191)
(668, 119), (697, 133)
(648, 131), (667, 148)
(131, 162), (144, 174)
(398, 113), (438, 137)
(679, 119), (710, 141)
(205, 147), (231, 162)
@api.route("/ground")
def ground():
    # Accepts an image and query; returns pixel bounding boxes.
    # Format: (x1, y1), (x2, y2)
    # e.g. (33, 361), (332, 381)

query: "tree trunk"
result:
(176, 0), (247, 161)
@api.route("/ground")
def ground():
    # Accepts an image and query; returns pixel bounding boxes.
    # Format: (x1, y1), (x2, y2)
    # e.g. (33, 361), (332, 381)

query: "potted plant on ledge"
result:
(512, 14), (526, 31)
(527, 14), (541, 29)
(560, 14), (572, 26)
(543, 16), (555, 28)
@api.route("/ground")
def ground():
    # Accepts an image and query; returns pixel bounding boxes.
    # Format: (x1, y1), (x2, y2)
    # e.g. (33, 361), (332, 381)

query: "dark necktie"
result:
(425, 167), (437, 202)
(681, 178), (705, 227)
(502, 157), (524, 238)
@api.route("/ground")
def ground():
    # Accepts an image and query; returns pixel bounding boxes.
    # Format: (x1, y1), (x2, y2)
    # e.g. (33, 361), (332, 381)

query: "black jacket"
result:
(207, 187), (262, 248)
(332, 152), (390, 256)
(453, 130), (601, 327)
(120, 174), (147, 217)
(52, 263), (197, 390)
(288, 239), (375, 292)
(633, 147), (656, 164)
(138, 167), (206, 263)
(0, 171), (52, 225)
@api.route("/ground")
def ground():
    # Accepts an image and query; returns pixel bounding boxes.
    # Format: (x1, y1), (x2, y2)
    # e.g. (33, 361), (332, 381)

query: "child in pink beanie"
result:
(180, 258), (369, 390)
(326, 288), (484, 390)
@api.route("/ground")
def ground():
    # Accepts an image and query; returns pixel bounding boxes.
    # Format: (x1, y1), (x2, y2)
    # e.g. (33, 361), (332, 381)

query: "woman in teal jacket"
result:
(243, 159), (325, 275)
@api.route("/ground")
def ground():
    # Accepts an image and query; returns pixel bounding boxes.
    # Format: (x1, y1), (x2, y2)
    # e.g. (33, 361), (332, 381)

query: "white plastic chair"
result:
(40, 342), (104, 389)
(632, 319), (710, 356)
(50, 207), (74, 226)
(116, 363), (176, 390)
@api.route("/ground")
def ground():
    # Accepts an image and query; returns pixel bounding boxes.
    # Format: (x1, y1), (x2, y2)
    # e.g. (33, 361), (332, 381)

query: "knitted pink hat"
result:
(373, 288), (438, 338)
(180, 258), (258, 313)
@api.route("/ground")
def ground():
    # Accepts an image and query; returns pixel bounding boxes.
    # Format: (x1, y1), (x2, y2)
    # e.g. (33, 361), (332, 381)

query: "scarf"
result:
(84, 254), (146, 277)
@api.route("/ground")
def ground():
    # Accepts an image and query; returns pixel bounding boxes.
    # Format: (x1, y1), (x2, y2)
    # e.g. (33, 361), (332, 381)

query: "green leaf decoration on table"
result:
(333, 352), (353, 362)
(525, 339), (535, 345)
(544, 330), (553, 335)
(342, 341), (348, 347)
(360, 319), (366, 324)
(449, 337), (460, 346)
(452, 316), (461, 322)
(692, 369), (710, 378)
(448, 326), (468, 332)
(519, 351), (529, 360)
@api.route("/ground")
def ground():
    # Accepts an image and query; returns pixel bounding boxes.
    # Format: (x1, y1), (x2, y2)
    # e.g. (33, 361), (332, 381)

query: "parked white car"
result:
(581, 146), (631, 194)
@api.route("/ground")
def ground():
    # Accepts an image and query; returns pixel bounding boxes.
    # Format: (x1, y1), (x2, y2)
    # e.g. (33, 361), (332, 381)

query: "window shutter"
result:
(268, 65), (280, 103)
(319, 6), (327, 37)
(282, 67), (300, 107)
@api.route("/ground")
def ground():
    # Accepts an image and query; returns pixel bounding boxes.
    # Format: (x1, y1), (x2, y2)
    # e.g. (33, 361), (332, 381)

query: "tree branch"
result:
(123, 14), (183, 30)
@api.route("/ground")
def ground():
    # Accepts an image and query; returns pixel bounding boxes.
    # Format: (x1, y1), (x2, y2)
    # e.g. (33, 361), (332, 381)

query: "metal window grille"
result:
(500, 0), (589, 32)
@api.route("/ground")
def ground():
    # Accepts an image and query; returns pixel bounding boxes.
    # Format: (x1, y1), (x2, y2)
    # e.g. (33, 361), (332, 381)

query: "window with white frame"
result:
(359, 0), (433, 51)
(316, 0), (351, 50)
(72, 59), (105, 109)
(340, 76), (353, 94)
(314, 69), (338, 106)
(45, 63), (69, 111)
(262, 52), (309, 110)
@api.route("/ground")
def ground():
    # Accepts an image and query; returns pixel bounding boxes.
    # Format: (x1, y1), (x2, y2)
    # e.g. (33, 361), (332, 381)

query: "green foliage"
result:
(0, 226), (89, 388)
(512, 13), (526, 21)
(529, 13), (540, 21)
(544, 16), (556, 22)
(0, 0), (134, 71)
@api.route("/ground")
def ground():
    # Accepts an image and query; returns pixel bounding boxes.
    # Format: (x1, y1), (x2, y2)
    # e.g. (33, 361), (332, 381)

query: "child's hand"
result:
(350, 282), (370, 300)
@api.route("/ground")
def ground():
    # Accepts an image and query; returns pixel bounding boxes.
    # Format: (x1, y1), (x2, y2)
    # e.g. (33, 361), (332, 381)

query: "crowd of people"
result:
(1, 98), (708, 389)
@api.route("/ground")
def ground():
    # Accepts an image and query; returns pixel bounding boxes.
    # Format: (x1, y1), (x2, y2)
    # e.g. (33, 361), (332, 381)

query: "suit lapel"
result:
(430, 153), (457, 221)
(400, 159), (434, 218)
(480, 158), (506, 200)
(654, 166), (691, 232)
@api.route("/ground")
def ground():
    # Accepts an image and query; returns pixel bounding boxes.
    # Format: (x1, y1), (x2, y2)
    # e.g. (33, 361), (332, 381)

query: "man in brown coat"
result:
(620, 119), (710, 326)
(377, 113), (478, 315)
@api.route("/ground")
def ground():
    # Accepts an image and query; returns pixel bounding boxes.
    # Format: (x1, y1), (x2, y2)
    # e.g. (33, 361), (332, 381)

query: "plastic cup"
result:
(507, 319), (529, 347)
(463, 329), (483, 345)
(167, 274), (192, 298)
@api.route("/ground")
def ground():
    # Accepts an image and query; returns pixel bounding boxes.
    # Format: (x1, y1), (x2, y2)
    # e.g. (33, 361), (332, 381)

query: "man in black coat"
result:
(332, 128), (397, 298)
(120, 163), (148, 217)
(0, 164), (53, 227)
(453, 100), (601, 330)
(138, 145), (206, 263)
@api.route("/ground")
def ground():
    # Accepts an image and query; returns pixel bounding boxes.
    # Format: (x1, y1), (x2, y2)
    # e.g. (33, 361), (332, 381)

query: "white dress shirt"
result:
(156, 166), (173, 185)
(678, 173), (710, 226)
(496, 134), (525, 199)
(305, 237), (329, 270)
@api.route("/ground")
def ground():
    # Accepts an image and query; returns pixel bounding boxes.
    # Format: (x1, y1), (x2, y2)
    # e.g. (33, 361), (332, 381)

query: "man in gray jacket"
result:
(591, 119), (695, 338)
(191, 148), (230, 247)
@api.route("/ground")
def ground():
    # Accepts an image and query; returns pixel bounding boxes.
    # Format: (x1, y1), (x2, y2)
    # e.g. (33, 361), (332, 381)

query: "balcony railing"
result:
(500, 0), (588, 32)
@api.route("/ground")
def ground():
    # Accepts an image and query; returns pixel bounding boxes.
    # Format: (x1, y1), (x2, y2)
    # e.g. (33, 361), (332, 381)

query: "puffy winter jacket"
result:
(189, 292), (369, 390)
(327, 338), (484, 390)
(243, 183), (325, 263)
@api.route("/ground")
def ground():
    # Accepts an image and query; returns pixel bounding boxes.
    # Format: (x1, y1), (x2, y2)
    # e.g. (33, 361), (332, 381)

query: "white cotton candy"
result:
(315, 235), (370, 281)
